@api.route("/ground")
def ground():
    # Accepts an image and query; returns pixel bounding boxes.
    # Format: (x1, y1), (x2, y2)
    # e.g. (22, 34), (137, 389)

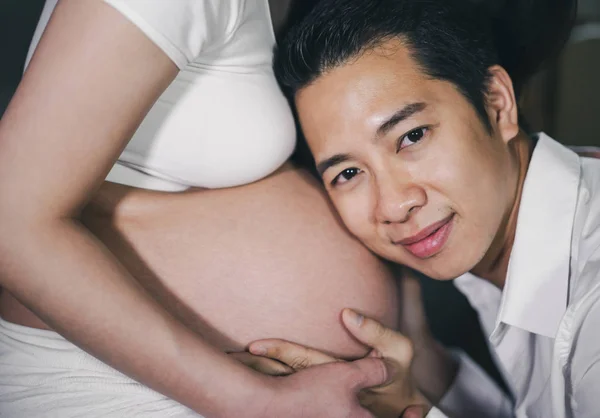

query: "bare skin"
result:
(298, 40), (526, 285)
(1, 164), (399, 358)
(0, 1), (397, 416)
(245, 271), (432, 418)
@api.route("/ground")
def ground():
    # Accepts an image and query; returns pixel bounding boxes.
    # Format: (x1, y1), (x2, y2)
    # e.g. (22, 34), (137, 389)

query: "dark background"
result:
(1, 0), (599, 394)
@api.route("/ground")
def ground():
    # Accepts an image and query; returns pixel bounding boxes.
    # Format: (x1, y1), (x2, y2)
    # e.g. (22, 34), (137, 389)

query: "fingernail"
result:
(345, 309), (364, 327)
(249, 345), (267, 355)
(370, 349), (383, 359)
(401, 405), (426, 418)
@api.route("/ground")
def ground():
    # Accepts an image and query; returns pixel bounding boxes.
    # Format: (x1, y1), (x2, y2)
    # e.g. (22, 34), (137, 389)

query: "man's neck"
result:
(471, 131), (535, 289)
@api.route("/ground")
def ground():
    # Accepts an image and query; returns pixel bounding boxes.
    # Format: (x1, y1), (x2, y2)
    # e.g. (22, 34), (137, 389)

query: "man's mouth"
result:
(393, 213), (455, 259)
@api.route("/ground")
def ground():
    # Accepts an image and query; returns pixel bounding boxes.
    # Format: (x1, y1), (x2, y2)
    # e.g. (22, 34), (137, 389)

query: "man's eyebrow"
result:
(315, 103), (427, 177)
(316, 153), (352, 177)
(376, 102), (427, 139)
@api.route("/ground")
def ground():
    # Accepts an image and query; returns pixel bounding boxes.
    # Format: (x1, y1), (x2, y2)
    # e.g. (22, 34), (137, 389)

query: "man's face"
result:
(296, 39), (517, 280)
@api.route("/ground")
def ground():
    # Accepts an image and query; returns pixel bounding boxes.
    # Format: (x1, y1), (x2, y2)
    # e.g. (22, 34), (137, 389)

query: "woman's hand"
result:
(243, 308), (431, 418)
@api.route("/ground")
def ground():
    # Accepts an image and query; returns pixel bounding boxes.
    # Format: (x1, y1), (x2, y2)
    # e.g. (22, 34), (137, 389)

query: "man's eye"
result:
(396, 127), (429, 152)
(331, 167), (361, 186)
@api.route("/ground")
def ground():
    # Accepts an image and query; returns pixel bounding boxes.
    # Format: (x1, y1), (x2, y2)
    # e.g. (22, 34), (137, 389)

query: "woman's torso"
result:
(0, 0), (400, 359)
(0, 165), (400, 358)
(87, 166), (399, 358)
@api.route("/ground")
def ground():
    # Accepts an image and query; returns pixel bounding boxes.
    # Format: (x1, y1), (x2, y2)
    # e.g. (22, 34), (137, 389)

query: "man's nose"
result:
(374, 177), (426, 224)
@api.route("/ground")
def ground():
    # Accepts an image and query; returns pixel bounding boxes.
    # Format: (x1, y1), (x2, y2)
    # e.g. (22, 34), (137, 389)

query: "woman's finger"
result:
(248, 339), (339, 371)
(229, 351), (294, 376)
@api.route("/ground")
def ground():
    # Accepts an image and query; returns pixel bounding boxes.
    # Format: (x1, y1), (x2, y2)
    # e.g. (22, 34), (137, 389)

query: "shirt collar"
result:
(491, 133), (581, 339)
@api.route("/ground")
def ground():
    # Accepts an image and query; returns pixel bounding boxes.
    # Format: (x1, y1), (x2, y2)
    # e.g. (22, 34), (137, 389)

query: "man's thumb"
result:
(342, 309), (413, 364)
(346, 356), (389, 391)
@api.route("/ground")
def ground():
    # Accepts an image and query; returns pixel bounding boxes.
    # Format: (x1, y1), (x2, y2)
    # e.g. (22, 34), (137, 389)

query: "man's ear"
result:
(485, 65), (519, 143)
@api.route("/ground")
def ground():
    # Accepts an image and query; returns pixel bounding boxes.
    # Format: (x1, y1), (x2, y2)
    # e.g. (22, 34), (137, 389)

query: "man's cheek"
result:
(338, 215), (367, 244)
(341, 205), (372, 236)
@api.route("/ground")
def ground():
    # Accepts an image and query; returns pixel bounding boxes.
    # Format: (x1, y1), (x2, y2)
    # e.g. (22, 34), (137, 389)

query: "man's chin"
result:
(370, 246), (470, 280)
(408, 258), (470, 281)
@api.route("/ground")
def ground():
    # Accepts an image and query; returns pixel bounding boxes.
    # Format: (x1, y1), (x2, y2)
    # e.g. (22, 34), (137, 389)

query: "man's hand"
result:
(229, 351), (295, 376)
(244, 309), (430, 418)
(396, 269), (459, 404)
(341, 308), (431, 418)
(232, 269), (455, 417)
(231, 347), (390, 417)
(255, 356), (390, 418)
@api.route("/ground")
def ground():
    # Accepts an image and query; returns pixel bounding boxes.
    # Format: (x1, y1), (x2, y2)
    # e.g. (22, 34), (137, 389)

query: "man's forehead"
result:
(297, 48), (431, 111)
(297, 77), (436, 134)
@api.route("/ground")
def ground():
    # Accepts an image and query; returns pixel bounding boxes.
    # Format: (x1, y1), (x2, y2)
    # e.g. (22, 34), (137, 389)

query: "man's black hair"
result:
(275, 0), (577, 132)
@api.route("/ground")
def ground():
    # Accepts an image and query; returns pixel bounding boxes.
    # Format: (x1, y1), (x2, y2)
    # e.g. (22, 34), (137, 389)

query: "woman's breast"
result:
(114, 69), (296, 190)
(83, 165), (399, 359)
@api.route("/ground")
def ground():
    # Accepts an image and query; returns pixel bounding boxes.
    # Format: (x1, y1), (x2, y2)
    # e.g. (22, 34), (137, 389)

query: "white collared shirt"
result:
(427, 134), (600, 418)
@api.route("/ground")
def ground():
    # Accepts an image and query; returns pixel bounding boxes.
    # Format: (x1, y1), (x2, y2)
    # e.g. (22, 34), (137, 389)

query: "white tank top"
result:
(27, 0), (296, 191)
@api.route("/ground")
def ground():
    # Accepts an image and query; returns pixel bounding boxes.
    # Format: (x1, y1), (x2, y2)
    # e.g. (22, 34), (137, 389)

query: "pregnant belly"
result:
(82, 165), (399, 359)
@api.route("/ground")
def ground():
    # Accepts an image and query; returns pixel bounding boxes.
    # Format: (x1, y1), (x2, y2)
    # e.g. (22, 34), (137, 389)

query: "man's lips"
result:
(394, 214), (455, 245)
(392, 214), (455, 259)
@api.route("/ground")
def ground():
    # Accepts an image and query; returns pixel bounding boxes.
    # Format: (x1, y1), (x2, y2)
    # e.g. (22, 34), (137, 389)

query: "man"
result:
(246, 0), (600, 416)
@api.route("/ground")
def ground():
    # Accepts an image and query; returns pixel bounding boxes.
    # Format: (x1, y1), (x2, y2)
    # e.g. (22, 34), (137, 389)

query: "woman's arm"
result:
(0, 1), (263, 415)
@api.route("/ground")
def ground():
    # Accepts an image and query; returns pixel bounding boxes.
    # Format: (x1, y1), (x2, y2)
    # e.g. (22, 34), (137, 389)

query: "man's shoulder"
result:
(580, 148), (600, 170)
(570, 206), (600, 307)
(579, 155), (600, 211)
(570, 153), (600, 305)
(578, 153), (600, 232)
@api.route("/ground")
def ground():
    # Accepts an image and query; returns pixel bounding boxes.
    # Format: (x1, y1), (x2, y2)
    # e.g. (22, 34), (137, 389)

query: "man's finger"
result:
(400, 269), (425, 319)
(345, 357), (390, 392)
(229, 352), (294, 376)
(398, 269), (429, 338)
(342, 309), (414, 365)
(248, 339), (338, 370)
(401, 404), (428, 418)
